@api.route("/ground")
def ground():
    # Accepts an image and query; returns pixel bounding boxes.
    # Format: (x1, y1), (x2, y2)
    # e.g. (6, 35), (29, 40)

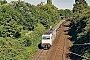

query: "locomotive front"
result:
(41, 29), (56, 49)
(41, 34), (52, 49)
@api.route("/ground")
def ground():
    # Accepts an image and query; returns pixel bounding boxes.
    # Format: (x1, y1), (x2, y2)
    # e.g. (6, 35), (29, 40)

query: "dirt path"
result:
(29, 20), (73, 60)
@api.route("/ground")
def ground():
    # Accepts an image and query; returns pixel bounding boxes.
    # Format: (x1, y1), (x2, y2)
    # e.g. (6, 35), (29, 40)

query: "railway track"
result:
(30, 20), (71, 60)
(36, 50), (48, 60)
(46, 20), (70, 60)
(31, 49), (49, 60)
(32, 19), (90, 60)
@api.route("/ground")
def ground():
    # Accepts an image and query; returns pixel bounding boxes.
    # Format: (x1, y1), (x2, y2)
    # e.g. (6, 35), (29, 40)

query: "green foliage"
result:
(47, 0), (52, 4)
(37, 4), (60, 28)
(58, 9), (72, 19)
(0, 1), (60, 60)
(0, 0), (7, 5)
(34, 23), (46, 36)
(69, 0), (90, 60)
(0, 4), (23, 38)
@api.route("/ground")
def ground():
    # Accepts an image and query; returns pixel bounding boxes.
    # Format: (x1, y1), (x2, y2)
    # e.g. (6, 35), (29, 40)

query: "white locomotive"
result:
(41, 20), (66, 49)
(41, 29), (56, 49)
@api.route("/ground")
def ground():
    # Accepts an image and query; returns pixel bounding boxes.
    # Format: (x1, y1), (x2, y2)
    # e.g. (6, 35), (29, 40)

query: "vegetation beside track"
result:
(0, 1), (57, 60)
(0, 0), (72, 60)
(69, 0), (90, 60)
(0, 0), (60, 60)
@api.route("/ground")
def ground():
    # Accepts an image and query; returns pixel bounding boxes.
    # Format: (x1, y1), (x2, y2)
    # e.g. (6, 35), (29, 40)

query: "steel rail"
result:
(35, 49), (43, 60)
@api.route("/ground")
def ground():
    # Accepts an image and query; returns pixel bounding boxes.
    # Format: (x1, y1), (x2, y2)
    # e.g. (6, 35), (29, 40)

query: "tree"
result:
(71, 0), (89, 38)
(47, 0), (52, 4)
(0, 0), (7, 5)
(0, 1), (61, 60)
(73, 0), (89, 15)
(69, 0), (90, 59)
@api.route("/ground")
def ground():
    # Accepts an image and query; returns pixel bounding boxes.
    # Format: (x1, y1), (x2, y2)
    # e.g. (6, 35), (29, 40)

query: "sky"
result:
(7, 0), (90, 10)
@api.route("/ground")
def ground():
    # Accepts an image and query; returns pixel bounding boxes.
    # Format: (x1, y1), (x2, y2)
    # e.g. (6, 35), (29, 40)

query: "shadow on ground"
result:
(38, 43), (43, 49)
(64, 21), (84, 60)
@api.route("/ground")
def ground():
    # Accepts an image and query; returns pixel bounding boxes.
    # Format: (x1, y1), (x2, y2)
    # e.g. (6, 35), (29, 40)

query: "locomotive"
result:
(41, 29), (56, 49)
(41, 20), (65, 49)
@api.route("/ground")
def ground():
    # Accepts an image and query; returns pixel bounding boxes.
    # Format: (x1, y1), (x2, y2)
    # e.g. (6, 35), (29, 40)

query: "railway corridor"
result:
(30, 20), (72, 60)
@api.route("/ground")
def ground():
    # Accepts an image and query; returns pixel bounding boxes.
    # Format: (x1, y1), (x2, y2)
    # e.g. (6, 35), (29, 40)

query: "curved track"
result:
(30, 20), (72, 60)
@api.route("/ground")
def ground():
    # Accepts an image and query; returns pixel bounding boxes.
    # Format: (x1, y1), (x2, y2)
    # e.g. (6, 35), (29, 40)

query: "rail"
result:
(35, 49), (43, 60)
(32, 49), (49, 60)
(73, 43), (90, 45)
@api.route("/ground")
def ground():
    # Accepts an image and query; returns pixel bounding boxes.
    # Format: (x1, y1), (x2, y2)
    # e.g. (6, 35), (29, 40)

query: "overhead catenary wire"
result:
(69, 52), (90, 60)
(73, 43), (90, 45)
(70, 43), (90, 60)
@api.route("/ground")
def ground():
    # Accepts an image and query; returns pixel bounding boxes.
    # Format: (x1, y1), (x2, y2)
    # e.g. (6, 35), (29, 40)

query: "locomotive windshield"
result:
(42, 36), (50, 40)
